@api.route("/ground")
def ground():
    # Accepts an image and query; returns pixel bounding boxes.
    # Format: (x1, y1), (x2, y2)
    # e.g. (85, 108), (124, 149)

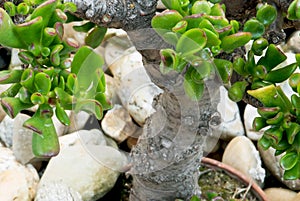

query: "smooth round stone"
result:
(222, 136), (265, 184)
(264, 188), (297, 201)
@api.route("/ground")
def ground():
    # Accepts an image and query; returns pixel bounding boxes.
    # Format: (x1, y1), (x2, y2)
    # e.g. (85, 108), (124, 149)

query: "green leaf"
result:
(172, 20), (188, 34)
(34, 72), (51, 95)
(258, 135), (272, 150)
(213, 58), (232, 84)
(247, 85), (292, 111)
(48, 8), (68, 27)
(85, 26), (107, 48)
(283, 160), (300, 180)
(228, 80), (248, 102)
(251, 37), (268, 56)
(252, 117), (267, 131)
(1, 97), (33, 118)
(73, 21), (95, 32)
(221, 32), (252, 52)
(17, 2), (30, 15)
(265, 63), (298, 83)
(190, 195), (200, 201)
(280, 151), (298, 170)
(210, 3), (225, 17)
(264, 126), (283, 144)
(54, 87), (73, 110)
(4, 2), (16, 16)
(289, 73), (300, 92)
(191, 1), (211, 14)
(1, 83), (22, 98)
(21, 69), (35, 91)
(74, 99), (103, 119)
(257, 44), (287, 71)
(176, 28), (207, 56)
(243, 19), (265, 39)
(0, 8), (25, 48)
(0, 70), (23, 84)
(256, 4), (277, 26)
(152, 10), (183, 31)
(55, 103), (70, 126)
(257, 106), (281, 119)
(31, 118), (59, 158)
(286, 122), (300, 144)
(203, 28), (221, 47)
(29, 0), (57, 25)
(161, 0), (185, 15)
(184, 67), (205, 101)
(19, 86), (32, 104)
(30, 92), (45, 105)
(233, 57), (248, 76)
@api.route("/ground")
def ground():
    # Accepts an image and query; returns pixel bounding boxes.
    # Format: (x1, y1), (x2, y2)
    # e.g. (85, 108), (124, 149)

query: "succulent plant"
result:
(0, 0), (109, 157)
(152, 0), (300, 180)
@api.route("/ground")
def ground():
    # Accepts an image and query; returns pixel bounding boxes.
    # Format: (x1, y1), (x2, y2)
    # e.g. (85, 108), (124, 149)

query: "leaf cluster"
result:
(0, 0), (109, 157)
(153, 0), (300, 180)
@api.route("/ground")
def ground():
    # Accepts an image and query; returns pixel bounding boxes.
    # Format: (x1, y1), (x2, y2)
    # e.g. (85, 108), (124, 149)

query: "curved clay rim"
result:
(201, 157), (268, 201)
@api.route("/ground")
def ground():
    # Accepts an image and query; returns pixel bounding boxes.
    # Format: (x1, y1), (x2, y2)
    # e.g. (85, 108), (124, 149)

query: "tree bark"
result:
(64, 0), (158, 30)
(129, 61), (222, 200)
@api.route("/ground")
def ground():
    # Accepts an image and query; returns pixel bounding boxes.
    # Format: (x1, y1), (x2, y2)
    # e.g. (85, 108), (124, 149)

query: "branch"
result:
(63, 0), (158, 30)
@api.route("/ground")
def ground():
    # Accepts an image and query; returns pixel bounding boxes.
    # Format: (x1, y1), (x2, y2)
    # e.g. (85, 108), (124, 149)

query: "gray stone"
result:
(0, 115), (14, 147)
(286, 31), (300, 53)
(66, 111), (90, 133)
(0, 147), (39, 201)
(39, 129), (128, 201)
(35, 182), (82, 201)
(12, 114), (35, 165)
(259, 146), (300, 190)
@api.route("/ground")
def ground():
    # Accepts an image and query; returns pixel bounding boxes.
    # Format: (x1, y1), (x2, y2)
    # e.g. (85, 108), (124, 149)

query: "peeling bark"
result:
(63, 0), (158, 30)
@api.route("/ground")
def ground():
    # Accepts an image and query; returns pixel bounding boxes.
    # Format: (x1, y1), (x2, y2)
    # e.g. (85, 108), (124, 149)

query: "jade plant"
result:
(0, 0), (109, 157)
(151, 0), (300, 180)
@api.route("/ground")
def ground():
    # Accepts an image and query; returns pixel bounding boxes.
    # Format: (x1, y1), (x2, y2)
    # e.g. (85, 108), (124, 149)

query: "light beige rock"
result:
(291, 193), (300, 201)
(104, 74), (121, 105)
(101, 104), (141, 143)
(218, 86), (245, 140)
(35, 182), (82, 201)
(12, 114), (35, 164)
(157, 0), (166, 9)
(264, 188), (297, 201)
(222, 136), (265, 184)
(39, 129), (128, 201)
(104, 31), (131, 66)
(108, 49), (163, 125)
(259, 146), (300, 190)
(63, 22), (86, 46)
(0, 147), (39, 201)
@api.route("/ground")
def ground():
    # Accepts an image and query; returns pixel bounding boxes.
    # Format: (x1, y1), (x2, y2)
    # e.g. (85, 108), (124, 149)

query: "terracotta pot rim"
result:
(201, 157), (268, 201)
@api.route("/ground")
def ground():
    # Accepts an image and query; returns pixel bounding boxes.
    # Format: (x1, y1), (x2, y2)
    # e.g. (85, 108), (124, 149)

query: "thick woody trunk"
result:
(129, 62), (222, 200)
